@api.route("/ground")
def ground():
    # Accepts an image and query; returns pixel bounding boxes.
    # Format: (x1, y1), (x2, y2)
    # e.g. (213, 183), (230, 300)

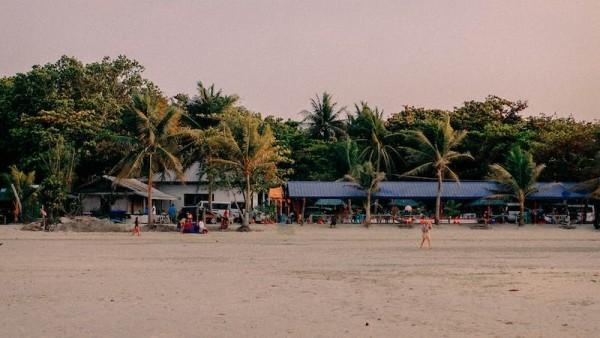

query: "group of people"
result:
(178, 212), (208, 234)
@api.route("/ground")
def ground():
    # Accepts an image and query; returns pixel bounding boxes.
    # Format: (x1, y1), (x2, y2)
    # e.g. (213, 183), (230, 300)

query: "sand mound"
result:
(56, 216), (129, 232)
(21, 216), (128, 232)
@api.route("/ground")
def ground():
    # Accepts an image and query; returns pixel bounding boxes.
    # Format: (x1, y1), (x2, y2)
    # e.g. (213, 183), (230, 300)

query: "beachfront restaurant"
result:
(284, 181), (591, 225)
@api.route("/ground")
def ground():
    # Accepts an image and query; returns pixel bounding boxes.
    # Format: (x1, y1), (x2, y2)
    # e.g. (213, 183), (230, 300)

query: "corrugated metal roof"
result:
(287, 181), (365, 198)
(103, 176), (177, 200)
(286, 181), (586, 200)
(377, 181), (496, 199)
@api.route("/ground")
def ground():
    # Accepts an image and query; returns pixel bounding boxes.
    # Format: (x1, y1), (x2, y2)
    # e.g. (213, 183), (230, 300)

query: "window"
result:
(183, 194), (213, 206)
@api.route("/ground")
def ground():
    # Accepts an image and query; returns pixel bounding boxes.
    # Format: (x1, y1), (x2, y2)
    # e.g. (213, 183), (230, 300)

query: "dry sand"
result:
(1, 223), (599, 337)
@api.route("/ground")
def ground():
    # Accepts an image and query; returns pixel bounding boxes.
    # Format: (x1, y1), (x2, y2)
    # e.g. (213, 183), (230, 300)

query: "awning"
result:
(469, 198), (506, 206)
(268, 187), (284, 200)
(103, 176), (176, 201)
(315, 199), (346, 206)
(388, 199), (419, 207)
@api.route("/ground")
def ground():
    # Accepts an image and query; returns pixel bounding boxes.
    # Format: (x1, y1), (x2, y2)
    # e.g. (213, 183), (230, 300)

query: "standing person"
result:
(220, 209), (229, 230)
(420, 218), (433, 249)
(330, 213), (337, 228)
(132, 216), (141, 236)
(167, 204), (177, 223)
(40, 205), (48, 231)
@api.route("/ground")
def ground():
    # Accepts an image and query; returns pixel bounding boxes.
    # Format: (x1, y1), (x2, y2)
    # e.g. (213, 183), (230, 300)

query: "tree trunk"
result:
(147, 155), (153, 227)
(435, 170), (442, 225)
(365, 193), (371, 227)
(239, 174), (251, 231)
(518, 198), (525, 227)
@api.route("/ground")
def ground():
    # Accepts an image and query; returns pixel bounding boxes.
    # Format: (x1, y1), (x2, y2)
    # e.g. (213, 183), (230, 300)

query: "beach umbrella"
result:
(469, 198), (507, 207)
(388, 199), (419, 207)
(315, 199), (345, 207)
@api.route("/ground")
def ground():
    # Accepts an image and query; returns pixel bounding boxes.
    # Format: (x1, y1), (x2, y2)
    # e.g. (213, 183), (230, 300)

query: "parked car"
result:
(199, 201), (242, 222)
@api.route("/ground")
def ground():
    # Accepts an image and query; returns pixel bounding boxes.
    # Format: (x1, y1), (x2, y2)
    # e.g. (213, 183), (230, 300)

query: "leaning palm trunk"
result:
(518, 192), (525, 227)
(435, 170), (442, 225)
(365, 193), (371, 227)
(240, 173), (252, 231)
(147, 155), (153, 227)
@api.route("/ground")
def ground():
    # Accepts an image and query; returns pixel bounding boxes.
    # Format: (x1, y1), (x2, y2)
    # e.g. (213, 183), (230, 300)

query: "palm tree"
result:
(2, 165), (37, 222)
(349, 102), (400, 173)
(113, 94), (186, 226)
(487, 146), (545, 226)
(185, 81), (239, 128)
(401, 116), (473, 225)
(300, 92), (346, 141)
(209, 112), (282, 231)
(344, 161), (385, 227)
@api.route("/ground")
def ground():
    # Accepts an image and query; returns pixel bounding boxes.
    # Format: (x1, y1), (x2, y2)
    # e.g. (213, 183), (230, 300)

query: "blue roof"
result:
(377, 181), (496, 199)
(287, 181), (365, 198)
(286, 181), (586, 200)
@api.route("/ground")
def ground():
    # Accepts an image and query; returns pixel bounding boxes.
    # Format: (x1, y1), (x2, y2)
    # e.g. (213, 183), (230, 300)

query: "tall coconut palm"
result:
(487, 146), (545, 226)
(401, 116), (473, 224)
(348, 102), (400, 174)
(185, 81), (239, 129)
(300, 92), (346, 141)
(209, 111), (282, 231)
(113, 94), (186, 226)
(344, 161), (385, 227)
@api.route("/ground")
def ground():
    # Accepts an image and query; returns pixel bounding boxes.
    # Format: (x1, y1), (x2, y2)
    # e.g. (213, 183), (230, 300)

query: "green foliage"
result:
(348, 102), (400, 174)
(300, 92), (346, 141)
(487, 146), (545, 225)
(0, 55), (158, 179)
(443, 200), (462, 217)
(401, 115), (473, 224)
(185, 82), (239, 129)
(1, 166), (39, 222)
(528, 116), (600, 181)
(209, 110), (287, 228)
(38, 138), (77, 221)
(343, 161), (385, 226)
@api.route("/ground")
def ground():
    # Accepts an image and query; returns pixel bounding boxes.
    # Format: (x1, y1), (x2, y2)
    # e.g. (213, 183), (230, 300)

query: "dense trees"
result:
(1, 56), (599, 223)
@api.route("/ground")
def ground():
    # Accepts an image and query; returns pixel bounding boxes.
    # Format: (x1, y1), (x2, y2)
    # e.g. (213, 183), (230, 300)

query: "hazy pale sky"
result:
(1, 0), (599, 120)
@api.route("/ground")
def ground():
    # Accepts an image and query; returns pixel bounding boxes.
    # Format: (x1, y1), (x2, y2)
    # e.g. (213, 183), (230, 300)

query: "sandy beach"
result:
(1, 223), (599, 338)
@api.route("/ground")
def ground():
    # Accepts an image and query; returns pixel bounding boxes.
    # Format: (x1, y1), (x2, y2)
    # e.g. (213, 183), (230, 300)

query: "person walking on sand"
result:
(40, 205), (48, 231)
(132, 217), (141, 236)
(420, 218), (432, 249)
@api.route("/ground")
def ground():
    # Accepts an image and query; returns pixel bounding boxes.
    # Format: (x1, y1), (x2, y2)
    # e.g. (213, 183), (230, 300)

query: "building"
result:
(284, 180), (592, 223)
(149, 162), (257, 212)
(80, 175), (176, 217)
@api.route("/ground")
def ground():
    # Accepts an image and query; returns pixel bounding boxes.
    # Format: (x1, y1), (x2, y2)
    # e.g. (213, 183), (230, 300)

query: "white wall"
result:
(153, 183), (257, 210)
(82, 195), (101, 213)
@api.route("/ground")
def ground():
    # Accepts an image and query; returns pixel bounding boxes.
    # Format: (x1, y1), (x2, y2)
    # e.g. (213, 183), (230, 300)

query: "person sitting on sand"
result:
(198, 219), (208, 234)
(420, 218), (432, 249)
(132, 217), (141, 236)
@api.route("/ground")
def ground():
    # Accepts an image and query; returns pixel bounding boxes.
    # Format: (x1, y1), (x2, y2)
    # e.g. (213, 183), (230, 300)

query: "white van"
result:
(199, 201), (241, 220)
(567, 204), (595, 223)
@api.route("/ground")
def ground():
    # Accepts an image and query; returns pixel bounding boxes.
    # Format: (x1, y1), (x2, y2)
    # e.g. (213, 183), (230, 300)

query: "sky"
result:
(1, 0), (599, 121)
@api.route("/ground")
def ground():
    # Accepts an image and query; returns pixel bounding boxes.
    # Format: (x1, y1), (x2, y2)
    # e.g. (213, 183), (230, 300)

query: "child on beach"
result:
(420, 218), (432, 249)
(132, 217), (141, 236)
